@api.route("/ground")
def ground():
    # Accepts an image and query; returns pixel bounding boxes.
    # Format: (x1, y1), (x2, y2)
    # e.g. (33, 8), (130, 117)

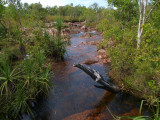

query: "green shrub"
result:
(1, 47), (23, 62)
(100, 19), (160, 104)
(0, 51), (52, 119)
(45, 15), (57, 22)
(45, 36), (66, 61)
(32, 28), (44, 42)
(55, 17), (63, 36)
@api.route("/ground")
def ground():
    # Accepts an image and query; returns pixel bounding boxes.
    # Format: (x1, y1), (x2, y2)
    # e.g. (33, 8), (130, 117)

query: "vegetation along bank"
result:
(0, 0), (160, 119)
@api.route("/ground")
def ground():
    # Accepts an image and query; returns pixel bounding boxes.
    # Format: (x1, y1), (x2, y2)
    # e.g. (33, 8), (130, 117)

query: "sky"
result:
(20, 0), (108, 8)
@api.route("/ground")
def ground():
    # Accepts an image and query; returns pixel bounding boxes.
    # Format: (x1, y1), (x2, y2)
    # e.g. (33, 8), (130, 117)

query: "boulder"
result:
(97, 49), (106, 56)
(81, 25), (88, 32)
(81, 33), (92, 38)
(83, 58), (99, 65)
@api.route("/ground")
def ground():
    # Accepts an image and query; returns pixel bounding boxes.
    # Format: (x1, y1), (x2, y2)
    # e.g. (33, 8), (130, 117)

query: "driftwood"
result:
(73, 64), (120, 93)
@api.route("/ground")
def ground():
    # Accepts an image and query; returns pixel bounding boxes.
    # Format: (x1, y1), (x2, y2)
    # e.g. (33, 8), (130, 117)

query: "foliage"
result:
(0, 50), (52, 119)
(44, 34), (66, 61)
(120, 100), (160, 120)
(0, 0), (159, 119)
(55, 17), (63, 36)
(98, 0), (160, 103)
(95, 4), (160, 120)
(0, 2), (54, 118)
(107, 0), (139, 25)
(1, 47), (23, 62)
(101, 1), (160, 117)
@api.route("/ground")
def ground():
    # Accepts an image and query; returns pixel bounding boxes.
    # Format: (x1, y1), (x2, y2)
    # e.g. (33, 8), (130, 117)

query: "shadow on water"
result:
(26, 28), (151, 120)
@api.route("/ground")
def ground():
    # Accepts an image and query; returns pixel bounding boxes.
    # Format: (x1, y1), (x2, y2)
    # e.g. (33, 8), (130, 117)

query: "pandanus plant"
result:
(0, 60), (20, 96)
(55, 17), (63, 37)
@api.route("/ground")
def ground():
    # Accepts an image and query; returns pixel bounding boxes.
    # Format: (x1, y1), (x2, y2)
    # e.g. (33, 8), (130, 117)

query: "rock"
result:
(97, 49), (111, 63)
(80, 42), (87, 46)
(101, 58), (111, 64)
(83, 59), (99, 65)
(81, 33), (92, 38)
(98, 49), (106, 55)
(42, 28), (58, 36)
(68, 22), (73, 27)
(98, 49), (110, 57)
(121, 108), (139, 117)
(62, 29), (70, 37)
(63, 109), (112, 120)
(63, 29), (70, 34)
(81, 25), (88, 32)
(45, 22), (55, 28)
(70, 30), (80, 34)
(88, 41), (97, 45)
(106, 59), (111, 63)
(78, 41), (97, 46)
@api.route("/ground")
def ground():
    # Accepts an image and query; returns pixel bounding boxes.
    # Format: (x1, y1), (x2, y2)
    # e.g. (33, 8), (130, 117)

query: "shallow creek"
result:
(32, 29), (150, 120)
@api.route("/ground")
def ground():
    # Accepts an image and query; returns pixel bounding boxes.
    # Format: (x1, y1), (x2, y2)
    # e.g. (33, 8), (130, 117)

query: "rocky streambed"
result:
(24, 22), (150, 120)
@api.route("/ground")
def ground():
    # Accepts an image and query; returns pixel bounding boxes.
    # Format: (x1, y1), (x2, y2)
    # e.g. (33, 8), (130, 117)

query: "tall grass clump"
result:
(0, 50), (52, 119)
(43, 32), (66, 61)
(120, 100), (160, 120)
(55, 17), (63, 37)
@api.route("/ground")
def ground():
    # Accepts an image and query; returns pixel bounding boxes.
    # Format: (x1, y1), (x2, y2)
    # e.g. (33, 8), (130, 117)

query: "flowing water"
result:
(32, 28), (150, 120)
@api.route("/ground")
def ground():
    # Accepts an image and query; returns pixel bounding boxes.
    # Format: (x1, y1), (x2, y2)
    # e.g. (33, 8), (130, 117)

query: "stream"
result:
(31, 27), (150, 120)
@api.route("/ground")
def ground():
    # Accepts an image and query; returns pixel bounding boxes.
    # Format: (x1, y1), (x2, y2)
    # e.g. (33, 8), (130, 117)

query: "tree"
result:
(7, 0), (23, 27)
(29, 3), (46, 20)
(107, 0), (139, 24)
(0, 1), (7, 33)
(137, 0), (147, 48)
(137, 0), (160, 48)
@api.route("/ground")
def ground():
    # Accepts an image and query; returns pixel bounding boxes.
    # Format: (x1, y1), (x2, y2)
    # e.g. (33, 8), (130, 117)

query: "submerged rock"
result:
(63, 109), (112, 120)
(80, 33), (92, 38)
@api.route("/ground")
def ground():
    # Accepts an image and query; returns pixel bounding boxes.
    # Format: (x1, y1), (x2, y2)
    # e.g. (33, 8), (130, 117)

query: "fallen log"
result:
(73, 64), (120, 93)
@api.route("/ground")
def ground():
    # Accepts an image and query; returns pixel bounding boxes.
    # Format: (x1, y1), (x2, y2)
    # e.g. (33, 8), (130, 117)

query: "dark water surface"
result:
(33, 30), (150, 120)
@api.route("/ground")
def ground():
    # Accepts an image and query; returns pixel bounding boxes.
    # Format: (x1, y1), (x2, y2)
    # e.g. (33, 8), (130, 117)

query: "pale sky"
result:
(20, 0), (108, 8)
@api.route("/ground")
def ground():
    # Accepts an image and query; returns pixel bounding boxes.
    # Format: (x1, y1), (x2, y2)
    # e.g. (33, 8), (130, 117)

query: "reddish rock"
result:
(101, 58), (111, 64)
(81, 25), (88, 32)
(88, 41), (97, 45)
(70, 30), (80, 34)
(63, 109), (113, 120)
(121, 108), (139, 118)
(83, 59), (99, 65)
(98, 49), (106, 55)
(106, 59), (111, 63)
(81, 33), (92, 38)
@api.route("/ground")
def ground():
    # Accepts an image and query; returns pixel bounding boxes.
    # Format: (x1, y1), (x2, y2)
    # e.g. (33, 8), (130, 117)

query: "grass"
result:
(120, 100), (160, 120)
(106, 99), (160, 120)
(42, 29), (66, 61)
(0, 50), (52, 119)
(45, 36), (66, 61)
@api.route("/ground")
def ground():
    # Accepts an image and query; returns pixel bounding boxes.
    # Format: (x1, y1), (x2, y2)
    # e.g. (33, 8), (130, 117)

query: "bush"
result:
(101, 20), (160, 103)
(45, 15), (57, 22)
(0, 50), (52, 119)
(1, 47), (23, 62)
(63, 16), (84, 22)
(45, 36), (66, 61)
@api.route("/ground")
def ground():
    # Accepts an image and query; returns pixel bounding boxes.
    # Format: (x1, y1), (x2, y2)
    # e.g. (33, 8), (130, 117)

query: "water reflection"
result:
(86, 92), (115, 120)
